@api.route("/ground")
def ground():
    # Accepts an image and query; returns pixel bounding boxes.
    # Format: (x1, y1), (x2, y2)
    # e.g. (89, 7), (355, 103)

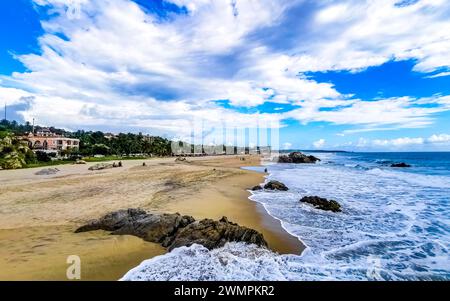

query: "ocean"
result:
(121, 152), (450, 281)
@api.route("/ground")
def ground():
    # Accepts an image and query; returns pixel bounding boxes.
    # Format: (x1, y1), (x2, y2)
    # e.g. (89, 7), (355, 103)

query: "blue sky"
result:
(1, 0), (450, 151)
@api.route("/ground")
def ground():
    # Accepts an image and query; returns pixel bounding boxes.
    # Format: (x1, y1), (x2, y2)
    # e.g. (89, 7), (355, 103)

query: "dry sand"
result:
(0, 155), (303, 280)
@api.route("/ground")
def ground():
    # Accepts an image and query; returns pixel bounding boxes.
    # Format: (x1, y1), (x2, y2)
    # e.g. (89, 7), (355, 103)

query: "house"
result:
(25, 128), (80, 153)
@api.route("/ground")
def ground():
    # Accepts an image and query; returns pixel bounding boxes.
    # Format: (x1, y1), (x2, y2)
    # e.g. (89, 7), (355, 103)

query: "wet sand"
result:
(0, 155), (303, 280)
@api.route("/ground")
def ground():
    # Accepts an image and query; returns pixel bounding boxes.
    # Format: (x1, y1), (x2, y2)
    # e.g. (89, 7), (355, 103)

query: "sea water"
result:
(122, 152), (450, 281)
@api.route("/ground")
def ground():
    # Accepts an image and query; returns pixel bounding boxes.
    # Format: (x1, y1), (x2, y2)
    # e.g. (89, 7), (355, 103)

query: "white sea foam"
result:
(121, 243), (295, 281)
(366, 168), (450, 188)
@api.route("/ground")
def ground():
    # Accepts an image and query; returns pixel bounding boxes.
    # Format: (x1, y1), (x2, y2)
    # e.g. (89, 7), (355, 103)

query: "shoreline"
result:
(0, 155), (303, 280)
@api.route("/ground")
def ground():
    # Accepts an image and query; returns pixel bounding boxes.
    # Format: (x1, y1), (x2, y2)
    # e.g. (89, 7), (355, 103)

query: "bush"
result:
(35, 151), (52, 162)
(92, 144), (110, 156)
(24, 149), (37, 164)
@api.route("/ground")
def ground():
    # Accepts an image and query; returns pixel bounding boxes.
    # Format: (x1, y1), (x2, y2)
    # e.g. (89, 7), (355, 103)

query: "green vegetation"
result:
(0, 119), (68, 136)
(0, 119), (174, 170)
(0, 131), (36, 169)
(70, 131), (172, 157)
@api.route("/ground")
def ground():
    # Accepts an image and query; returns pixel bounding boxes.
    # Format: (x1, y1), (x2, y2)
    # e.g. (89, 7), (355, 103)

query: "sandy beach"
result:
(0, 155), (303, 280)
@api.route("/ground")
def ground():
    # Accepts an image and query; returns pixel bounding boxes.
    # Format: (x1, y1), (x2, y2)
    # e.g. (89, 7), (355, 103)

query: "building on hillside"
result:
(104, 133), (117, 140)
(25, 128), (80, 153)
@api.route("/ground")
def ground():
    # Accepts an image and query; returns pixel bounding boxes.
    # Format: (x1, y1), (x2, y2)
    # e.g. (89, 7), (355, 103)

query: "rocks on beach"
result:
(263, 180), (289, 191)
(35, 168), (60, 175)
(300, 196), (342, 212)
(75, 208), (268, 251)
(88, 162), (123, 171)
(391, 162), (411, 168)
(251, 185), (263, 191)
(165, 216), (268, 251)
(88, 163), (114, 171)
(250, 180), (289, 191)
(278, 152), (321, 164)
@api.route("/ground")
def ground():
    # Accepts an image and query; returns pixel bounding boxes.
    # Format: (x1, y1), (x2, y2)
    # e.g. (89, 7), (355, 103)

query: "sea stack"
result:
(300, 196), (342, 212)
(278, 152), (321, 164)
(264, 180), (289, 191)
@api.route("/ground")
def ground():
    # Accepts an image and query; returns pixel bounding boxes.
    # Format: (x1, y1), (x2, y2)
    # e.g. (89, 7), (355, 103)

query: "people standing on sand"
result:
(118, 161), (122, 167)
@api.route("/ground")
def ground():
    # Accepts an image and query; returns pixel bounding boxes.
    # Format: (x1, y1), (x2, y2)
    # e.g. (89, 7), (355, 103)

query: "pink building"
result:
(25, 128), (80, 153)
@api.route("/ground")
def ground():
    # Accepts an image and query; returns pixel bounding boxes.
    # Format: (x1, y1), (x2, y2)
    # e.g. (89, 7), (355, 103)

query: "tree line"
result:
(70, 130), (172, 157)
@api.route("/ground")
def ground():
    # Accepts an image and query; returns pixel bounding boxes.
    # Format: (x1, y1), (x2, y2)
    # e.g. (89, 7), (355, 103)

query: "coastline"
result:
(0, 155), (303, 280)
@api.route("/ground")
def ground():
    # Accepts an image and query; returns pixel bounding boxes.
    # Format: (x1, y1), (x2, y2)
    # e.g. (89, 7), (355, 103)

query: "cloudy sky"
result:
(1, 0), (450, 151)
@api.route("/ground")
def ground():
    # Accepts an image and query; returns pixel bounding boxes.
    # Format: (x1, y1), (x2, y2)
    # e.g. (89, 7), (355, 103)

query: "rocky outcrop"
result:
(251, 185), (263, 191)
(35, 168), (60, 175)
(75, 209), (268, 251)
(300, 196), (342, 212)
(75, 209), (194, 243)
(278, 152), (321, 164)
(164, 216), (268, 251)
(88, 163), (115, 171)
(264, 180), (289, 191)
(391, 162), (411, 168)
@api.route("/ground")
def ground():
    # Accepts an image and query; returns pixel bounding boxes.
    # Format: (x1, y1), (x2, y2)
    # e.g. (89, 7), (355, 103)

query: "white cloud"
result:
(346, 133), (450, 150)
(372, 137), (425, 147)
(284, 95), (450, 130)
(313, 139), (326, 148)
(0, 0), (450, 138)
(425, 72), (450, 79)
(293, 0), (450, 73)
(315, 3), (350, 24)
(0, 87), (32, 107)
(427, 134), (450, 143)
(1, 0), (341, 132)
(282, 142), (292, 150)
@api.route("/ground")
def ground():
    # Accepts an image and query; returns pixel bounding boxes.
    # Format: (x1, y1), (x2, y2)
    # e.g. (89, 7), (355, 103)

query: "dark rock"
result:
(251, 185), (263, 191)
(264, 180), (289, 191)
(164, 216), (268, 251)
(75, 209), (268, 251)
(75, 209), (194, 243)
(35, 168), (60, 175)
(391, 162), (411, 168)
(300, 196), (341, 212)
(278, 152), (321, 164)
